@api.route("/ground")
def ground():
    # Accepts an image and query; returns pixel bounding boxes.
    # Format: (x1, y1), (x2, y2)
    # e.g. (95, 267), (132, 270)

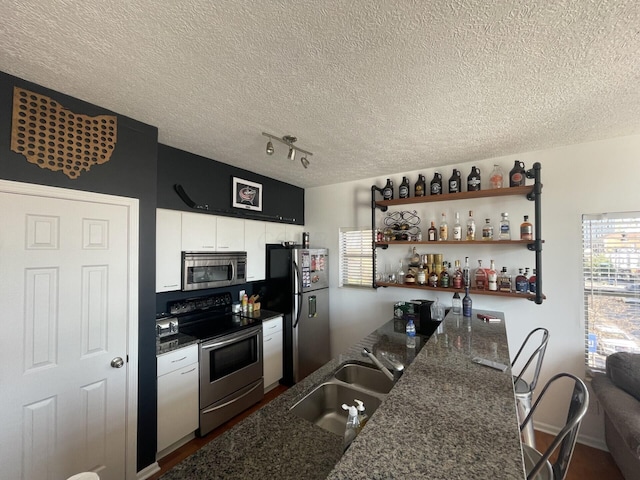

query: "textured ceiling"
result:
(1, 0), (639, 188)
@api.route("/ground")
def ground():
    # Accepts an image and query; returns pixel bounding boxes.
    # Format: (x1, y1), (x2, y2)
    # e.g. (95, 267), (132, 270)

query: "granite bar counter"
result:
(159, 310), (525, 479)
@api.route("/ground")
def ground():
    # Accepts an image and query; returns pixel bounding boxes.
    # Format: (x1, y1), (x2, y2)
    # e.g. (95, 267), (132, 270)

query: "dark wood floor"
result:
(151, 385), (623, 480)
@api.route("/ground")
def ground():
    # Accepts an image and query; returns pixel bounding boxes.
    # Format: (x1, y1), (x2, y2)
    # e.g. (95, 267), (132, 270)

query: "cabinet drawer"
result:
(262, 316), (283, 335)
(157, 344), (198, 376)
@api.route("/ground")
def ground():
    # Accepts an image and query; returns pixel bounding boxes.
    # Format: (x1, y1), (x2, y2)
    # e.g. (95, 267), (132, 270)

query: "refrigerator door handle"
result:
(293, 259), (303, 328)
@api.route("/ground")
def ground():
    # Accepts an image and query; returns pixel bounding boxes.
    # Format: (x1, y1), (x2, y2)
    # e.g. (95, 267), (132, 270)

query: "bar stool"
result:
(520, 373), (589, 480)
(512, 327), (549, 448)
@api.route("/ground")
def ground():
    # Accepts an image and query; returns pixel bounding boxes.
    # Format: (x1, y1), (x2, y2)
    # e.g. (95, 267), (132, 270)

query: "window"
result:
(583, 212), (640, 371)
(339, 227), (373, 287)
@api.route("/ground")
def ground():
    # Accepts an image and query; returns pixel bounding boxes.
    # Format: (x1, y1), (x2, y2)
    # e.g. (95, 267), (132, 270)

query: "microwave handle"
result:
(229, 261), (235, 282)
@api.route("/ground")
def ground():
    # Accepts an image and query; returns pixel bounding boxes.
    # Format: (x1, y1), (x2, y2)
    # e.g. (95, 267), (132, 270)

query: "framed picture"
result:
(232, 177), (263, 211)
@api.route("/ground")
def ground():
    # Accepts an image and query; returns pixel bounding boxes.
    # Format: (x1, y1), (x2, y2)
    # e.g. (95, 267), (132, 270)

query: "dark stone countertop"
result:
(159, 309), (525, 479)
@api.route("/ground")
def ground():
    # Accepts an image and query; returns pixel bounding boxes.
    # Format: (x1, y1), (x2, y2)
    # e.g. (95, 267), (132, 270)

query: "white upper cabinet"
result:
(285, 224), (305, 244)
(265, 223), (286, 244)
(245, 221), (266, 281)
(181, 212), (216, 251)
(216, 217), (245, 251)
(156, 209), (182, 292)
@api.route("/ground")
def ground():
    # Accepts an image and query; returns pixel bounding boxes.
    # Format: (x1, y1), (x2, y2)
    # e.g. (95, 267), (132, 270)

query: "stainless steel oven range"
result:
(168, 292), (264, 436)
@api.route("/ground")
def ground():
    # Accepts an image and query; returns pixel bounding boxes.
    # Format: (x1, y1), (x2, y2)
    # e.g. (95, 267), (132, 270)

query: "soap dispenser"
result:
(342, 403), (361, 451)
(354, 399), (368, 429)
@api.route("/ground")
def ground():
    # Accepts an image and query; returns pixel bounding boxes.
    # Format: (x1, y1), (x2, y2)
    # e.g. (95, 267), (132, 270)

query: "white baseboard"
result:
(137, 462), (160, 480)
(534, 421), (608, 452)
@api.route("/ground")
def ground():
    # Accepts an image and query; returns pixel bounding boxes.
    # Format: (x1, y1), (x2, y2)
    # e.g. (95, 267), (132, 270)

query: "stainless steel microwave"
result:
(182, 251), (247, 291)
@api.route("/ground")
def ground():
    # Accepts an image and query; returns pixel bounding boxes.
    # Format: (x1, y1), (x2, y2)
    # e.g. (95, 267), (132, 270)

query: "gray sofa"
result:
(591, 352), (640, 479)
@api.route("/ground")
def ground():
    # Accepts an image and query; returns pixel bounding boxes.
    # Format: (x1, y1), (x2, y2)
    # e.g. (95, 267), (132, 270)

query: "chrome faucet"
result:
(362, 347), (404, 381)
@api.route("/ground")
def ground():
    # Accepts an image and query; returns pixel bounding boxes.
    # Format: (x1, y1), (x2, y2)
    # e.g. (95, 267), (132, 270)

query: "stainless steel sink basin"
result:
(290, 382), (383, 435)
(332, 362), (395, 394)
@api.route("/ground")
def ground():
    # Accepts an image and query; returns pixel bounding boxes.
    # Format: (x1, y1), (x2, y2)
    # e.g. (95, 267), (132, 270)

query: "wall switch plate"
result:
(239, 290), (246, 301)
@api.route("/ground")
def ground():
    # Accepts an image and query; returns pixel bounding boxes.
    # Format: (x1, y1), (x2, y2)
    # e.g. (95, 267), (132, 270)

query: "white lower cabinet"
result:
(262, 316), (283, 392)
(157, 345), (199, 455)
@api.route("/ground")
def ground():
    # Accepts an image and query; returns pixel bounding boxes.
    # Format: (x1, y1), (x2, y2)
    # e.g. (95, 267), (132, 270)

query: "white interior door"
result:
(0, 183), (137, 480)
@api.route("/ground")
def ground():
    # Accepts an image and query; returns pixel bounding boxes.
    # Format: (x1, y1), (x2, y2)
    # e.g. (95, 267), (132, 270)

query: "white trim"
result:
(0, 180), (140, 480)
(136, 462), (160, 480)
(533, 420), (608, 452)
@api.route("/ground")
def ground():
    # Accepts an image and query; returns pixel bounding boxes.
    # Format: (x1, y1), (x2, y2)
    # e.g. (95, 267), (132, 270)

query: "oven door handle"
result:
(201, 379), (262, 414)
(201, 328), (260, 350)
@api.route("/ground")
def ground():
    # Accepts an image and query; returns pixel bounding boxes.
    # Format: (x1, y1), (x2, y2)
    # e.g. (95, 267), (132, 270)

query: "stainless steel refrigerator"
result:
(264, 244), (330, 385)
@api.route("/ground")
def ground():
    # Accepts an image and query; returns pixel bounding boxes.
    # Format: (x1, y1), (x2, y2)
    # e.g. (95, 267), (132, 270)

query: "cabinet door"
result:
(265, 222), (286, 244)
(285, 224), (304, 244)
(245, 220), (266, 282)
(216, 216), (245, 251)
(182, 212), (216, 251)
(263, 316), (283, 391)
(157, 361), (199, 453)
(156, 209), (182, 292)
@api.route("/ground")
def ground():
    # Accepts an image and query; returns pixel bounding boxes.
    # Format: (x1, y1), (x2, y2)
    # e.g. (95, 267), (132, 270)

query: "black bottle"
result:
(467, 166), (481, 191)
(399, 176), (410, 198)
(430, 172), (443, 195)
(449, 169), (461, 193)
(414, 174), (426, 197)
(382, 179), (393, 200)
(509, 160), (526, 187)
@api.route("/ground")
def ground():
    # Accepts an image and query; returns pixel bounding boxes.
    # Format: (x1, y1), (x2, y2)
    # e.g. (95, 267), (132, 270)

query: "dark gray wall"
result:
(0, 70), (159, 471)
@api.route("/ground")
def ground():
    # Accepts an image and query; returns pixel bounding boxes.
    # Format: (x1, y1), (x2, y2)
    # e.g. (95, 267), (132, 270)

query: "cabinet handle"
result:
(171, 356), (187, 363)
(267, 324), (277, 330)
(264, 337), (272, 342)
(163, 284), (179, 288)
(181, 367), (196, 375)
(202, 245), (215, 249)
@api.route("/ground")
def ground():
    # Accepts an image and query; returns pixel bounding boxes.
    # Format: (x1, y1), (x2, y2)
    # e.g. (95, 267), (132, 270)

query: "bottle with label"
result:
(430, 172), (443, 195)
(520, 215), (533, 240)
(382, 179), (394, 200)
(463, 256), (470, 288)
(414, 174), (426, 197)
(489, 164), (504, 188)
(488, 260), (498, 291)
(449, 169), (462, 193)
(529, 268), (537, 293)
(429, 267), (439, 287)
(399, 176), (410, 198)
(416, 264), (427, 285)
(499, 212), (511, 240)
(466, 210), (476, 241)
(410, 246), (421, 266)
(482, 218), (494, 241)
(428, 221), (437, 241)
(475, 259), (488, 290)
(452, 260), (463, 289)
(467, 166), (481, 191)
(509, 160), (526, 187)
(439, 212), (448, 241)
(498, 267), (512, 292)
(439, 263), (450, 288)
(515, 268), (528, 293)
(462, 287), (472, 317)
(406, 318), (416, 348)
(452, 291), (462, 314)
(453, 212), (462, 240)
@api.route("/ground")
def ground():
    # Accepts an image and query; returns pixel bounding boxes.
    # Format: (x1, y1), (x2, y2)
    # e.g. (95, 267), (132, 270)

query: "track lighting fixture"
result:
(262, 132), (313, 168)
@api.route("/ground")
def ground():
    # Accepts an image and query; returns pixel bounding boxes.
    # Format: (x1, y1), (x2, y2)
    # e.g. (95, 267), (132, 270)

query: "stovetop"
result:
(178, 313), (261, 341)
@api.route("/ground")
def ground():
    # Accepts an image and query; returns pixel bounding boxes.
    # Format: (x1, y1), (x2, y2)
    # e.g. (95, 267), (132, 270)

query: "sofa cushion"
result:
(607, 352), (640, 402)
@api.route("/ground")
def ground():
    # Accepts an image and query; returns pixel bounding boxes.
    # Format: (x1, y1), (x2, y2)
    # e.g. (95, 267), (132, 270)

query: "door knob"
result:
(111, 357), (124, 368)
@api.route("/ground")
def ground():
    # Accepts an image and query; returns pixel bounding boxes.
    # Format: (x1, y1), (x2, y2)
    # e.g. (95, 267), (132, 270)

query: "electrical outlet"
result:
(239, 290), (246, 301)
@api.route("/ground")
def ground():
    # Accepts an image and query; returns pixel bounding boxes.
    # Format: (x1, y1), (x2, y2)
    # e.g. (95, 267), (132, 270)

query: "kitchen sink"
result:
(332, 361), (395, 394)
(289, 382), (383, 436)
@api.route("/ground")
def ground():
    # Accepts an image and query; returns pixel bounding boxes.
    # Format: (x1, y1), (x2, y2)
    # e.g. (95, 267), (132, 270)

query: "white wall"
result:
(305, 134), (640, 450)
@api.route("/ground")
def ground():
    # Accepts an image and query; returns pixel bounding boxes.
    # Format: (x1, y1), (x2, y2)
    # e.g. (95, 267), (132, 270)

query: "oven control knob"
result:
(111, 357), (125, 368)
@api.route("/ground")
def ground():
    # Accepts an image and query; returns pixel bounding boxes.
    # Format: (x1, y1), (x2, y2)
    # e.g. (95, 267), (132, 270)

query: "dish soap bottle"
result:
(354, 399), (368, 429)
(342, 403), (361, 451)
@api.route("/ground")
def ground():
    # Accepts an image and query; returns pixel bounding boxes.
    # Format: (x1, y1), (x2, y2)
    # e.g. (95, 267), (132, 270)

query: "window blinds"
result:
(339, 227), (374, 287)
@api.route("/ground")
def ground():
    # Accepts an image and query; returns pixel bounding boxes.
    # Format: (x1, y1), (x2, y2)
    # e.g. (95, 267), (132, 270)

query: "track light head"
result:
(300, 156), (309, 169)
(266, 141), (274, 155)
(288, 147), (296, 161)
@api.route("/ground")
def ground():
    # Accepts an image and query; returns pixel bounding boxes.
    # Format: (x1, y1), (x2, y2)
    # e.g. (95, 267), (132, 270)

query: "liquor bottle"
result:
(397, 260), (405, 285)
(452, 260), (463, 289)
(452, 291), (462, 314)
(453, 212), (462, 241)
(499, 212), (511, 240)
(467, 166), (481, 191)
(529, 268), (537, 293)
(414, 174), (426, 197)
(439, 212), (448, 241)
(515, 268), (528, 293)
(439, 262), (450, 288)
(430, 172), (443, 195)
(463, 256), (470, 288)
(428, 221), (438, 241)
(462, 287), (472, 317)
(509, 160), (526, 187)
(429, 267), (439, 287)
(382, 178), (393, 200)
(466, 210), (476, 241)
(416, 264), (427, 285)
(448, 168), (462, 193)
(399, 176), (410, 198)
(474, 259), (488, 290)
(487, 260), (498, 291)
(520, 215), (533, 240)
(498, 267), (512, 292)
(489, 164), (504, 188)
(410, 246), (421, 266)
(482, 218), (494, 241)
